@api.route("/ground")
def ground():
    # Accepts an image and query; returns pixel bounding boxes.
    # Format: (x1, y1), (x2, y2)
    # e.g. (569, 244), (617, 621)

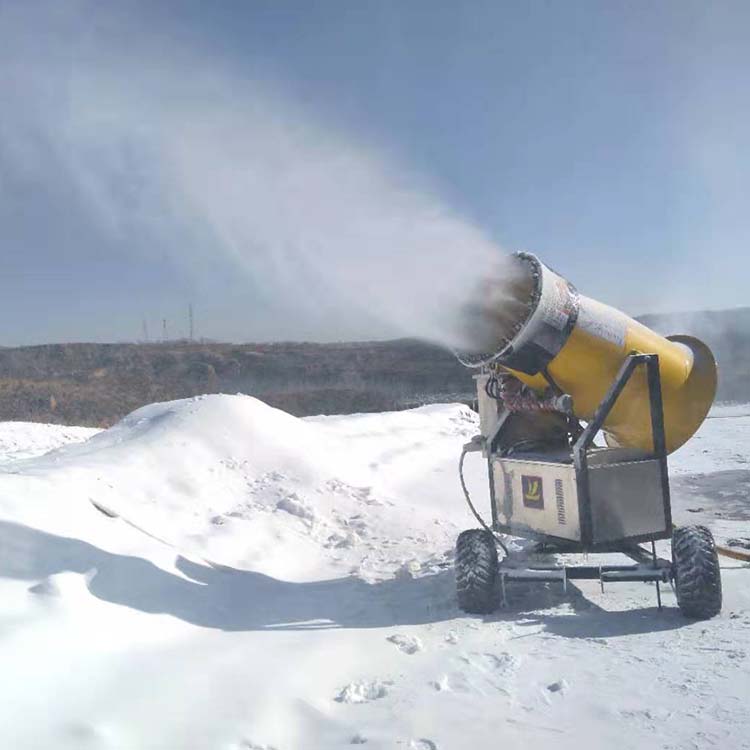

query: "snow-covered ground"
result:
(0, 395), (748, 750)
(0, 421), (100, 465)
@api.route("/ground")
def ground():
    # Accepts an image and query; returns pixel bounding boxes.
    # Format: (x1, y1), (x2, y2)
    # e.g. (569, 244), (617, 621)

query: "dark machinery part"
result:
(455, 529), (499, 614)
(672, 525), (723, 619)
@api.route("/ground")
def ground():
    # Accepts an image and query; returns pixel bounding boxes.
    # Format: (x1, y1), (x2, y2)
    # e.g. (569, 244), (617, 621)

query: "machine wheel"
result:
(672, 525), (722, 619)
(455, 529), (498, 614)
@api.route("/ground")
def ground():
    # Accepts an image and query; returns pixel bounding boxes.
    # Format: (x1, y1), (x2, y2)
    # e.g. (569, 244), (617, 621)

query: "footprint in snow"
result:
(430, 675), (451, 692)
(335, 680), (392, 704)
(275, 495), (315, 524)
(447, 651), (520, 695)
(547, 679), (568, 694)
(325, 531), (358, 549)
(470, 651), (518, 673)
(324, 479), (380, 505)
(386, 633), (423, 654)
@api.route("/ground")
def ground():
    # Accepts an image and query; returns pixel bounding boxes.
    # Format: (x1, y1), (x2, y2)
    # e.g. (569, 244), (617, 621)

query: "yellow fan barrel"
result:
(458, 253), (717, 454)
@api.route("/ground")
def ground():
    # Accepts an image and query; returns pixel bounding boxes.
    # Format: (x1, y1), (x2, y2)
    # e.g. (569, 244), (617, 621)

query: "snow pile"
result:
(0, 421), (99, 465)
(0, 395), (748, 749)
(1, 394), (475, 581)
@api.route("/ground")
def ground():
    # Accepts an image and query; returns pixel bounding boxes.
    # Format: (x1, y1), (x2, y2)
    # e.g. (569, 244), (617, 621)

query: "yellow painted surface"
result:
(507, 307), (717, 454)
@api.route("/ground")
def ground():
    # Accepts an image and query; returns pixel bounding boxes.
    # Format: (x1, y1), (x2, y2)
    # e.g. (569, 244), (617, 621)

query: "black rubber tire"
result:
(672, 525), (722, 619)
(455, 529), (498, 614)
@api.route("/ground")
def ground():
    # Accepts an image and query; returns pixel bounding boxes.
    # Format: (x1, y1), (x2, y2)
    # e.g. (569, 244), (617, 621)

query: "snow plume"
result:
(0, 2), (516, 349)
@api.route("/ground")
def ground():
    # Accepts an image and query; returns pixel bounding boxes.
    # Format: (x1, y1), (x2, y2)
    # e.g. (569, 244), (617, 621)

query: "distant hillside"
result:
(0, 340), (475, 427)
(0, 307), (746, 427)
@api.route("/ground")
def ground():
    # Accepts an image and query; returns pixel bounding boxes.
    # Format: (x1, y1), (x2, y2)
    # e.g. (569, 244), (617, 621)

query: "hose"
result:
(459, 445), (509, 555)
(716, 545), (750, 563)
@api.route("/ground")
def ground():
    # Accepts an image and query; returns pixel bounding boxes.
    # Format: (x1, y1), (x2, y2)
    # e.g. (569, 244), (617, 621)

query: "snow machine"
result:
(454, 252), (722, 618)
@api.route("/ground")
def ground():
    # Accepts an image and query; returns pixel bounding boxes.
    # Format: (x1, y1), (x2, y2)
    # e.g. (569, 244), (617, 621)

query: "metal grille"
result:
(555, 479), (566, 525)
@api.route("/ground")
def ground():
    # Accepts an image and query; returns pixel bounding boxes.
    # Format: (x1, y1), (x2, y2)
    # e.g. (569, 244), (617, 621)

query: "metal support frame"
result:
(572, 353), (671, 548)
(488, 354), (674, 608)
(486, 410), (511, 529)
(497, 543), (672, 608)
(498, 561), (671, 584)
(488, 353), (672, 550)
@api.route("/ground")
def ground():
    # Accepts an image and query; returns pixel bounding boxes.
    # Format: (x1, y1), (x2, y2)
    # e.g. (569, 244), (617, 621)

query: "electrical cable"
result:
(459, 445), (509, 555)
(484, 373), (502, 400)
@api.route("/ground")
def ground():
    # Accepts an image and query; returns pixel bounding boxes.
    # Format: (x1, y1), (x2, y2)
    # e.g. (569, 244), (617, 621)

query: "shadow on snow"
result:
(0, 520), (691, 636)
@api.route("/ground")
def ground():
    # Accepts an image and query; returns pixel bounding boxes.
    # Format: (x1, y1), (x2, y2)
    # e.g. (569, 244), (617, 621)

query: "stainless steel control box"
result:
(492, 452), (669, 545)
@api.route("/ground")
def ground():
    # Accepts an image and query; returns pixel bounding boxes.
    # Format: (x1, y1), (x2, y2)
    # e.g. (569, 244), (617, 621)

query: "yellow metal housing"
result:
(507, 299), (717, 454)
(461, 253), (718, 455)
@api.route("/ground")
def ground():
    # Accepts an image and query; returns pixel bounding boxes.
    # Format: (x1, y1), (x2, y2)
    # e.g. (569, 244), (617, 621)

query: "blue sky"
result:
(0, 1), (748, 345)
